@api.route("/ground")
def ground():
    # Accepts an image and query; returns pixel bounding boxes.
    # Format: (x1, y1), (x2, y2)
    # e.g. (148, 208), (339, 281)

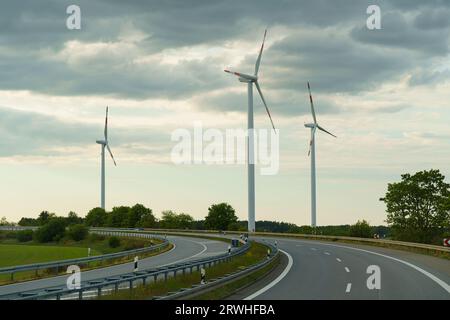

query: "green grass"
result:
(97, 241), (272, 300)
(0, 234), (169, 285)
(0, 244), (101, 268)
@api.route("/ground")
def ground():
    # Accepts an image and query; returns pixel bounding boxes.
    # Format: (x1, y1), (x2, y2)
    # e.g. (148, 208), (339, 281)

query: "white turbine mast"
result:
(305, 82), (336, 228)
(96, 106), (116, 210)
(224, 29), (276, 233)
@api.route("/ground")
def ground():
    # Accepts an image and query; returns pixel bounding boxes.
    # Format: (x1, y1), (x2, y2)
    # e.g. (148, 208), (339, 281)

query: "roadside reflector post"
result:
(228, 245), (232, 255)
(200, 267), (206, 285)
(134, 256), (139, 272)
(88, 248), (91, 257)
(267, 249), (271, 259)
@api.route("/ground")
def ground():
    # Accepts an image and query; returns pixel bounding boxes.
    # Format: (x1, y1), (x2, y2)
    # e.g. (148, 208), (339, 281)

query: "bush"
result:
(108, 236), (121, 248)
(16, 230), (34, 242)
(35, 218), (67, 243)
(349, 220), (373, 238)
(67, 224), (88, 241)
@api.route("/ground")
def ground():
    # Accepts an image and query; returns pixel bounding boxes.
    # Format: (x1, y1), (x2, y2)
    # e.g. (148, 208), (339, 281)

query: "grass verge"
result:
(0, 237), (170, 285)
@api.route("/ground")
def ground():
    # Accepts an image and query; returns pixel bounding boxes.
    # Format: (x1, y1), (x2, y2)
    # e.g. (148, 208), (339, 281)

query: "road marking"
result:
(345, 267), (350, 273)
(346, 283), (352, 293)
(324, 252), (330, 255)
(244, 249), (293, 300)
(314, 242), (450, 294)
(310, 248), (317, 251)
(336, 258), (342, 262)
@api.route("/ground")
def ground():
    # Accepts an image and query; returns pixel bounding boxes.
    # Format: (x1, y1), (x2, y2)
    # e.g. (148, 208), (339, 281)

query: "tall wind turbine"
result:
(96, 106), (116, 210)
(305, 82), (336, 228)
(224, 30), (276, 233)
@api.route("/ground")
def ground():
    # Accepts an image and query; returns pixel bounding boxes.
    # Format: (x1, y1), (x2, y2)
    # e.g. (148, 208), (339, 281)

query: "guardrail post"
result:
(97, 287), (102, 297)
(143, 277), (147, 286)
(115, 283), (119, 293)
(56, 293), (61, 300)
(78, 290), (83, 300)
(129, 280), (133, 292)
(153, 274), (157, 283)
(164, 271), (168, 282)
(10, 272), (14, 281)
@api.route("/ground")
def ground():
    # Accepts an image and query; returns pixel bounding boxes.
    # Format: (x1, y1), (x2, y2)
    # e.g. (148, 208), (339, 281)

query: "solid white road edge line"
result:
(244, 249), (293, 300)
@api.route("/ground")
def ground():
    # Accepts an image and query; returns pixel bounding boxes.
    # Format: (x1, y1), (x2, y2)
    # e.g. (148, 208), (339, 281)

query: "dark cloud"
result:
(350, 11), (450, 55)
(0, 0), (450, 101)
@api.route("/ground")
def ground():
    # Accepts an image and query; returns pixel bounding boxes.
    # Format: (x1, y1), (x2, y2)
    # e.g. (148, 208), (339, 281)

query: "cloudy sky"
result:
(1, 0), (449, 225)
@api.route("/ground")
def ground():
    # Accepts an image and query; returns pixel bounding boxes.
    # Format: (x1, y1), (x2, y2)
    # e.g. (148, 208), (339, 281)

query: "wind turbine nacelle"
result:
(304, 123), (316, 128)
(96, 140), (106, 145)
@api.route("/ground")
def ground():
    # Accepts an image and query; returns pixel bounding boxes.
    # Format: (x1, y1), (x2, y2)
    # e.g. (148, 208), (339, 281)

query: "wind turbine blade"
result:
(307, 82), (317, 124)
(317, 125), (337, 138)
(254, 29), (267, 76)
(106, 144), (117, 166)
(224, 69), (242, 77)
(104, 106), (108, 140)
(255, 81), (276, 132)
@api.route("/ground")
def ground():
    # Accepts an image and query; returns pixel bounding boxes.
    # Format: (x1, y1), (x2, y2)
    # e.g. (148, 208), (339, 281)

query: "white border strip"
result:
(244, 249), (293, 300)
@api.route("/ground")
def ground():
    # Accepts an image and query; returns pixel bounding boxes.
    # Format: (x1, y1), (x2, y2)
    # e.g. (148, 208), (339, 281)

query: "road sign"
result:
(444, 238), (450, 247)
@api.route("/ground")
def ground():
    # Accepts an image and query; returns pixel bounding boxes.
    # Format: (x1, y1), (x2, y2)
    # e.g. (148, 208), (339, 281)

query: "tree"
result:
(380, 169), (450, 244)
(85, 207), (108, 227)
(177, 213), (194, 229)
(128, 204), (152, 228)
(159, 211), (194, 229)
(0, 217), (13, 226)
(108, 206), (130, 227)
(67, 224), (89, 241)
(18, 217), (39, 226)
(67, 211), (83, 225)
(35, 218), (67, 243)
(37, 211), (55, 226)
(205, 203), (238, 231)
(349, 220), (372, 238)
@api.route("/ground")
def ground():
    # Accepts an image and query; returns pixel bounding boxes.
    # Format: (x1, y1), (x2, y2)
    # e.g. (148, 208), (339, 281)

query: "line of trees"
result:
(12, 168), (449, 246)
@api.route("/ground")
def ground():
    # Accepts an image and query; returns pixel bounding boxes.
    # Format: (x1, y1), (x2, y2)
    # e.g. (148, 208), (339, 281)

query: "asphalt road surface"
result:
(240, 236), (450, 300)
(0, 235), (228, 298)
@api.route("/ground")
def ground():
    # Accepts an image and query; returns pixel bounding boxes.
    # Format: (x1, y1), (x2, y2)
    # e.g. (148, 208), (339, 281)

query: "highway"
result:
(0, 235), (228, 297)
(1, 232), (449, 300)
(238, 237), (450, 300)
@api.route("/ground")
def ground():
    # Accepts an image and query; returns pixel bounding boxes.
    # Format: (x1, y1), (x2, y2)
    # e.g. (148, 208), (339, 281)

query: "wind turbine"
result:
(224, 29), (276, 233)
(305, 82), (336, 228)
(96, 106), (116, 210)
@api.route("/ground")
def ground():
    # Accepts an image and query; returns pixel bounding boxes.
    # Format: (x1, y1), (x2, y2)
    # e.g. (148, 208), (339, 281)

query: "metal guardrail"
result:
(157, 241), (280, 300)
(1, 238), (251, 300)
(0, 230), (168, 281)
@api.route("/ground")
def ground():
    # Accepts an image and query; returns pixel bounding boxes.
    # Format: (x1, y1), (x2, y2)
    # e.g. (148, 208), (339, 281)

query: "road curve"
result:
(246, 237), (450, 300)
(0, 235), (228, 297)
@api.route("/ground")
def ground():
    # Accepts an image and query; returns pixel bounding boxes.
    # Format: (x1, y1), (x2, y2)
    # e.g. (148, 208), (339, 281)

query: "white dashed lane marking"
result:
(346, 283), (352, 293)
(345, 267), (350, 273)
(336, 258), (342, 262)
